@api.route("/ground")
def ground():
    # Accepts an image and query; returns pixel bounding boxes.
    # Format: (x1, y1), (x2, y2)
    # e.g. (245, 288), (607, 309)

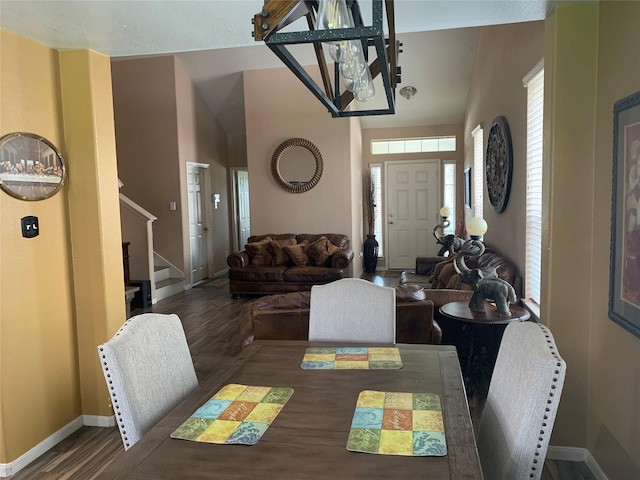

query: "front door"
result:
(386, 161), (441, 269)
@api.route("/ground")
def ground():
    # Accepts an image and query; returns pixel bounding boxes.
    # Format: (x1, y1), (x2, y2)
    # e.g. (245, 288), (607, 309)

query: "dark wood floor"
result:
(8, 275), (594, 479)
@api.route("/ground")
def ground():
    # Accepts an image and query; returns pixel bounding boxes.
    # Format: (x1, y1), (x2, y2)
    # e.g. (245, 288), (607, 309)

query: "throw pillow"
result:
(445, 274), (464, 290)
(306, 236), (340, 266)
(245, 237), (273, 266)
(284, 241), (310, 267)
(270, 238), (297, 266)
(436, 262), (457, 289)
(429, 254), (456, 284)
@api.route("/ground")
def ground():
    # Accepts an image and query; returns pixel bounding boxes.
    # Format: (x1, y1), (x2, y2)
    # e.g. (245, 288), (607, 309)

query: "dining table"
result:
(98, 340), (483, 479)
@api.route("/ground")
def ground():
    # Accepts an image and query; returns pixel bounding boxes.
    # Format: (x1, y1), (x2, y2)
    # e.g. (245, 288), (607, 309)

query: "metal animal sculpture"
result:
(432, 221), (464, 257)
(454, 239), (517, 316)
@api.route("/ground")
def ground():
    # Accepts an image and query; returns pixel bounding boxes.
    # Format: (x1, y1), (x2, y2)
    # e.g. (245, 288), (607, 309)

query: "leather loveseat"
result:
(400, 247), (522, 347)
(227, 233), (354, 296)
(237, 284), (443, 348)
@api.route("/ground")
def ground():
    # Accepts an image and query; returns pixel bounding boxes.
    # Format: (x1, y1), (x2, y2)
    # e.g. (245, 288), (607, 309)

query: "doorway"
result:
(385, 160), (441, 269)
(231, 168), (251, 252)
(187, 162), (210, 284)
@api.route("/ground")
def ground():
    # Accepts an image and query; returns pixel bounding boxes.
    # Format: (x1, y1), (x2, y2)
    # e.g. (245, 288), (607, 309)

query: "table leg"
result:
(462, 323), (508, 397)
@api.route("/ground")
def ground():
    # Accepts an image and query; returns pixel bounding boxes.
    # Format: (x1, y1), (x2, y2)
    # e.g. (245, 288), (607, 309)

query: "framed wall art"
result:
(485, 116), (513, 214)
(609, 90), (640, 338)
(0, 132), (66, 201)
(464, 167), (471, 209)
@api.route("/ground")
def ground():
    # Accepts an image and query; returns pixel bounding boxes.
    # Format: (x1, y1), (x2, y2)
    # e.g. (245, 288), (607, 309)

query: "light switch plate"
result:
(21, 216), (39, 238)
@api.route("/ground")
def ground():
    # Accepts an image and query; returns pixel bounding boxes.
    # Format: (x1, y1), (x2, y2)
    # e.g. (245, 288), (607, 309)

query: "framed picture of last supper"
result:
(0, 132), (65, 201)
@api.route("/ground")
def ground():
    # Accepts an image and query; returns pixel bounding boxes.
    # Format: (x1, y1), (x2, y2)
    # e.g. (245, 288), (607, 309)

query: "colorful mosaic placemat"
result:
(170, 384), (294, 445)
(301, 347), (403, 369)
(346, 390), (447, 456)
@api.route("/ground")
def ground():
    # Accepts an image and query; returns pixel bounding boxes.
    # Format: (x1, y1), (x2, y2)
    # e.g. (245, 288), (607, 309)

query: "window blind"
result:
(472, 126), (483, 218)
(525, 66), (544, 304)
(370, 164), (383, 256)
(443, 162), (456, 235)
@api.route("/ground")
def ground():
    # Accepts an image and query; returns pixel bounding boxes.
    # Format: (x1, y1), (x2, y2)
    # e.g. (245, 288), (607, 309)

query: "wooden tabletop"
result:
(440, 300), (531, 325)
(98, 341), (483, 480)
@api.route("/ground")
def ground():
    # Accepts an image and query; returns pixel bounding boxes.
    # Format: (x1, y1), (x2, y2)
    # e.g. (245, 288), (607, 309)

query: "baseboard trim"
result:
(0, 414), (117, 477)
(546, 446), (608, 480)
(214, 268), (229, 278)
(83, 414), (115, 427)
(0, 416), (84, 477)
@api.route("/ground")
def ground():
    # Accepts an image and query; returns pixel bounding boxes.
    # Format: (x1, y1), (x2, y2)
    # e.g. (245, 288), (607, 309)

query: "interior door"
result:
(386, 161), (441, 269)
(187, 164), (208, 283)
(235, 169), (251, 250)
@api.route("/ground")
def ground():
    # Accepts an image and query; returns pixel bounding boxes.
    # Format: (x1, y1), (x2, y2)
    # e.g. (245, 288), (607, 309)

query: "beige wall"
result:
(464, 20), (545, 269)
(174, 57), (231, 276)
(112, 56), (231, 282)
(112, 57), (184, 272)
(0, 31), (122, 464)
(244, 66), (359, 260)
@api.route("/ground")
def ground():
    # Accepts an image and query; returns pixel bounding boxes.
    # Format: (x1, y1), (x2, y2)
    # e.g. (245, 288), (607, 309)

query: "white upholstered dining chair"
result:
(97, 313), (199, 450)
(475, 321), (566, 480)
(308, 278), (396, 343)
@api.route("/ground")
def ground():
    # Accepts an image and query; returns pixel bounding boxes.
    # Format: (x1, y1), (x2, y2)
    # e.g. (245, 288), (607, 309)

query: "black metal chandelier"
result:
(252, 0), (400, 118)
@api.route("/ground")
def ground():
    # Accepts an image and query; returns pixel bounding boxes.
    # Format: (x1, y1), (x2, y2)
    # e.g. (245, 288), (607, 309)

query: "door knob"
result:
(389, 221), (394, 224)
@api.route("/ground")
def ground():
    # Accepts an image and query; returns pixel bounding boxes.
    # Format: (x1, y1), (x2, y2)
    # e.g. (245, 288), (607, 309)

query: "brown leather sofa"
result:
(401, 247), (522, 296)
(227, 233), (354, 296)
(400, 247), (522, 348)
(238, 284), (443, 348)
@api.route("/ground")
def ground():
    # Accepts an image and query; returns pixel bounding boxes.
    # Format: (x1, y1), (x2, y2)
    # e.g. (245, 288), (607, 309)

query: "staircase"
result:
(153, 253), (185, 302)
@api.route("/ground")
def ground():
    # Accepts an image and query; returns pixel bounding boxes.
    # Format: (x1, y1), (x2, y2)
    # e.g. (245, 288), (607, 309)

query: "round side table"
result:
(440, 301), (531, 396)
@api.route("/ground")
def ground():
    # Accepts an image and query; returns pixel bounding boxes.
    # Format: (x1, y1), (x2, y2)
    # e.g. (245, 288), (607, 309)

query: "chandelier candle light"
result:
(252, 0), (400, 117)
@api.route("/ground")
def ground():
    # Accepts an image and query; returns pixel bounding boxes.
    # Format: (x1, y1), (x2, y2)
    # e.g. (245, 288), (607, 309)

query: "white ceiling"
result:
(0, 1), (587, 137)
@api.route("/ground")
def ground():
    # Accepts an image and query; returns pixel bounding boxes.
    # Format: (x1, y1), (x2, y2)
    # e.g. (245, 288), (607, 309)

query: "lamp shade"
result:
(439, 206), (451, 218)
(467, 216), (488, 237)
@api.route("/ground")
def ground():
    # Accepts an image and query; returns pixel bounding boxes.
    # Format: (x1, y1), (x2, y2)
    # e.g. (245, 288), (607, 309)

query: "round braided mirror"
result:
(271, 138), (323, 193)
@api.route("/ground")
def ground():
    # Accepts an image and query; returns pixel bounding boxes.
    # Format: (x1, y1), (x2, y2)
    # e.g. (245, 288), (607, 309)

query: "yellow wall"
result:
(588, 1), (640, 477)
(0, 30), (122, 464)
(543, 2), (598, 448)
(59, 49), (125, 418)
(546, 3), (640, 476)
(0, 30), (79, 463)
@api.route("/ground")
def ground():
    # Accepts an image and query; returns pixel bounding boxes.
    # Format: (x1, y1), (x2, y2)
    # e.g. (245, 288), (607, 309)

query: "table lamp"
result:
(467, 216), (488, 240)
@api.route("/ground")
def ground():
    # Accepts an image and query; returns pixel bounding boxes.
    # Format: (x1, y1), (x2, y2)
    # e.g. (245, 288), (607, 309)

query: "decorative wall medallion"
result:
(271, 138), (323, 193)
(485, 116), (513, 213)
(0, 132), (66, 201)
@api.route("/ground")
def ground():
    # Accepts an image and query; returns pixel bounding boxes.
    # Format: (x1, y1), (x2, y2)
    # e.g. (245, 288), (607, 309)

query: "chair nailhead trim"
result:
(529, 323), (564, 479)
(99, 318), (138, 449)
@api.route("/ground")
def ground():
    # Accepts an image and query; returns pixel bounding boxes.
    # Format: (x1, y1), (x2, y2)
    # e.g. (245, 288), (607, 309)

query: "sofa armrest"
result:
(330, 248), (354, 269)
(431, 319), (443, 344)
(227, 251), (250, 268)
(396, 299), (442, 345)
(421, 289), (474, 309)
